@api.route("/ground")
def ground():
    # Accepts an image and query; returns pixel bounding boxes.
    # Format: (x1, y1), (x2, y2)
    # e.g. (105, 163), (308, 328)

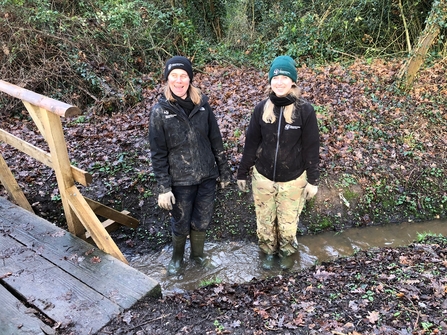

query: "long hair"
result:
(164, 84), (202, 105)
(262, 85), (302, 124)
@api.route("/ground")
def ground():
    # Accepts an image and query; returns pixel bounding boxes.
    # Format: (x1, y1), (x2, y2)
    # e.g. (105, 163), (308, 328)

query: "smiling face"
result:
(167, 68), (190, 99)
(270, 75), (293, 97)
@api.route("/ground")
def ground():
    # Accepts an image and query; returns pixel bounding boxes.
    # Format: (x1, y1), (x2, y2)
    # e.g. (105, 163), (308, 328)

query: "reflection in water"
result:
(129, 219), (447, 295)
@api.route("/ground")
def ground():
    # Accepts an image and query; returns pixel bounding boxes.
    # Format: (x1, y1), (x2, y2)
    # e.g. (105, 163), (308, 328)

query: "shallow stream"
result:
(129, 219), (447, 295)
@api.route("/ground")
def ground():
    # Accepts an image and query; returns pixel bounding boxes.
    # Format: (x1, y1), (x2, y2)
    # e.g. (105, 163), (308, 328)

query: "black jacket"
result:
(237, 98), (320, 185)
(149, 94), (231, 193)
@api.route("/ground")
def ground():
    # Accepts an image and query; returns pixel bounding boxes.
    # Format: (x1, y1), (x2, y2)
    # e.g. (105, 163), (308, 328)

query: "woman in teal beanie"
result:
(237, 56), (320, 270)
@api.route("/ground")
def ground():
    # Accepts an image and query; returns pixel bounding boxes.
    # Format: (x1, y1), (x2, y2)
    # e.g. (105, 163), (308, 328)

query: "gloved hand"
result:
(237, 180), (248, 192)
(158, 191), (175, 210)
(304, 183), (318, 200)
(220, 181), (230, 189)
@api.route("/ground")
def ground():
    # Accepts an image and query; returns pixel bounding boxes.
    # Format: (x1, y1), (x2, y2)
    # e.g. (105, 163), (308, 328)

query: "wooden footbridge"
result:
(0, 81), (161, 334)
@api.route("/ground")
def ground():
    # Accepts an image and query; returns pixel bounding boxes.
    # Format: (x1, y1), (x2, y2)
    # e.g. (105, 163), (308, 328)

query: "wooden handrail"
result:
(0, 80), (138, 264)
(0, 80), (81, 117)
(0, 129), (92, 186)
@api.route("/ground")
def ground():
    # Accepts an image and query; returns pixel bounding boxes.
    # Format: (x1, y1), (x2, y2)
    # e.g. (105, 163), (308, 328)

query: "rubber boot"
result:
(262, 253), (275, 270)
(190, 230), (211, 267)
(279, 253), (294, 270)
(167, 234), (186, 276)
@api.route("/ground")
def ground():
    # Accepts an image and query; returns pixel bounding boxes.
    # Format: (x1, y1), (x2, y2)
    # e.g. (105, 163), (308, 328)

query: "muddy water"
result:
(129, 219), (447, 295)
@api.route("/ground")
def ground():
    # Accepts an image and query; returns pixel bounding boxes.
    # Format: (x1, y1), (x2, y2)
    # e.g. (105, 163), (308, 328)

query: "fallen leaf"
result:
(91, 256), (101, 263)
(0, 272), (12, 279)
(85, 248), (95, 255)
(253, 308), (269, 319)
(122, 311), (133, 325)
(367, 310), (380, 324)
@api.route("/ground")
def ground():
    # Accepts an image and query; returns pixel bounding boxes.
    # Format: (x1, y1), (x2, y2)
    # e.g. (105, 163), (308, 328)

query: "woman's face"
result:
(168, 69), (190, 98)
(270, 75), (293, 97)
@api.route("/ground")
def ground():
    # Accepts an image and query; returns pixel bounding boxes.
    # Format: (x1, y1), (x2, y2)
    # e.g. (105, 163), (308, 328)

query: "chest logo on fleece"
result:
(163, 110), (176, 119)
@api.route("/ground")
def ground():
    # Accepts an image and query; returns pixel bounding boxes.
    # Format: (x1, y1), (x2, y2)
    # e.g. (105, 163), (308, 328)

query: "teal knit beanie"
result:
(268, 56), (297, 83)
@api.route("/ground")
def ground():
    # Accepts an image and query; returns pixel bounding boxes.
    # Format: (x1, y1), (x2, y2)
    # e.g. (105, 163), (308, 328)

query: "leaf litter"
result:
(95, 236), (446, 335)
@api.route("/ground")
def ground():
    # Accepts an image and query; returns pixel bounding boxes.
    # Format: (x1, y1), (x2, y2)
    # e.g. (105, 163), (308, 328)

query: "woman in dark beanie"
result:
(237, 56), (320, 270)
(149, 56), (231, 276)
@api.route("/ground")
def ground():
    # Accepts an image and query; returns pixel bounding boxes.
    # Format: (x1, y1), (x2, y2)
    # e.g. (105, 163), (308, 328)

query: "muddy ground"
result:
(93, 236), (447, 335)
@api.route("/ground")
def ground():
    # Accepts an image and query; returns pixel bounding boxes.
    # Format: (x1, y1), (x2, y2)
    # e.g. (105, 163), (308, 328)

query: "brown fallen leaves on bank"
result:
(96, 236), (447, 335)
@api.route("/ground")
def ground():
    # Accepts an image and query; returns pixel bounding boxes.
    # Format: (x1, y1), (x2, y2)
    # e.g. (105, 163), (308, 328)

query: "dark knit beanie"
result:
(164, 56), (193, 82)
(268, 56), (297, 83)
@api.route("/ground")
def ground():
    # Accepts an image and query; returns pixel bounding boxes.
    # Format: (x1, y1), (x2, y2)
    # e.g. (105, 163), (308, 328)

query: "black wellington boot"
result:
(190, 230), (211, 267)
(167, 234), (186, 276)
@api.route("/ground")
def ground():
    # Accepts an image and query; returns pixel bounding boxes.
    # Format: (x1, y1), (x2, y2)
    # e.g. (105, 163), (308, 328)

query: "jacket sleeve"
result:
(301, 103), (320, 186)
(148, 105), (172, 194)
(236, 102), (264, 180)
(207, 103), (232, 182)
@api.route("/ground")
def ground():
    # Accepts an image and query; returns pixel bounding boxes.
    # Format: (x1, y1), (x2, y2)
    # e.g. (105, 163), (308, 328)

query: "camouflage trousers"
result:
(252, 166), (307, 257)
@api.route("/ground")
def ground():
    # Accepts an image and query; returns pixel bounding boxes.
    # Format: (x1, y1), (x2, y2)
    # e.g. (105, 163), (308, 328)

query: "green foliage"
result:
(88, 151), (138, 197)
(415, 231), (444, 243)
(307, 213), (336, 233)
(1, 0), (445, 113)
(241, 0), (439, 65)
(0, 0), (210, 113)
(315, 105), (331, 134)
(213, 319), (225, 332)
(199, 276), (223, 288)
(356, 166), (447, 225)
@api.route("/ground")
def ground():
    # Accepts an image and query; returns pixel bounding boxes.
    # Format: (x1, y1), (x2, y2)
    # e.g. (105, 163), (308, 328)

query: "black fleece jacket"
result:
(149, 94), (231, 194)
(237, 98), (320, 185)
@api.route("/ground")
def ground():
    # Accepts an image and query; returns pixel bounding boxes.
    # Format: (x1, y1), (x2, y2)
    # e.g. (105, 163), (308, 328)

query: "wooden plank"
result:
(66, 185), (128, 263)
(0, 196), (161, 310)
(0, 284), (47, 335)
(71, 165), (93, 187)
(21, 102), (49, 144)
(0, 80), (81, 117)
(0, 129), (92, 186)
(0, 234), (121, 335)
(85, 197), (139, 228)
(84, 210), (130, 240)
(0, 154), (34, 213)
(26, 105), (85, 236)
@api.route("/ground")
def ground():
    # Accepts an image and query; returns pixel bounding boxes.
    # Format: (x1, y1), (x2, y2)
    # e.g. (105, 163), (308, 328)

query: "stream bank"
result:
(129, 218), (447, 295)
(96, 232), (447, 335)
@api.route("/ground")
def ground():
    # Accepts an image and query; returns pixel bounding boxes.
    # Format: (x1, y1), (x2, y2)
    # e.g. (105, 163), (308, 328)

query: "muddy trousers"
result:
(167, 179), (216, 274)
(170, 178), (217, 237)
(252, 167), (307, 257)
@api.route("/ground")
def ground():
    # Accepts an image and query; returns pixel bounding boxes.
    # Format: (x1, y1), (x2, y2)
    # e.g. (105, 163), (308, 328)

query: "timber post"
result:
(0, 80), (138, 264)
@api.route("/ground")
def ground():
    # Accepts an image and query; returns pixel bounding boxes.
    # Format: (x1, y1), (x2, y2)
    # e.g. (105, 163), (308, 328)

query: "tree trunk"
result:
(398, 0), (447, 89)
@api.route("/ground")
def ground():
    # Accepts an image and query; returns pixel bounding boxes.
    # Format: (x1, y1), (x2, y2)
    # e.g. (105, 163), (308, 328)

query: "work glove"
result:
(303, 183), (318, 200)
(158, 191), (175, 210)
(220, 181), (230, 189)
(237, 180), (248, 192)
